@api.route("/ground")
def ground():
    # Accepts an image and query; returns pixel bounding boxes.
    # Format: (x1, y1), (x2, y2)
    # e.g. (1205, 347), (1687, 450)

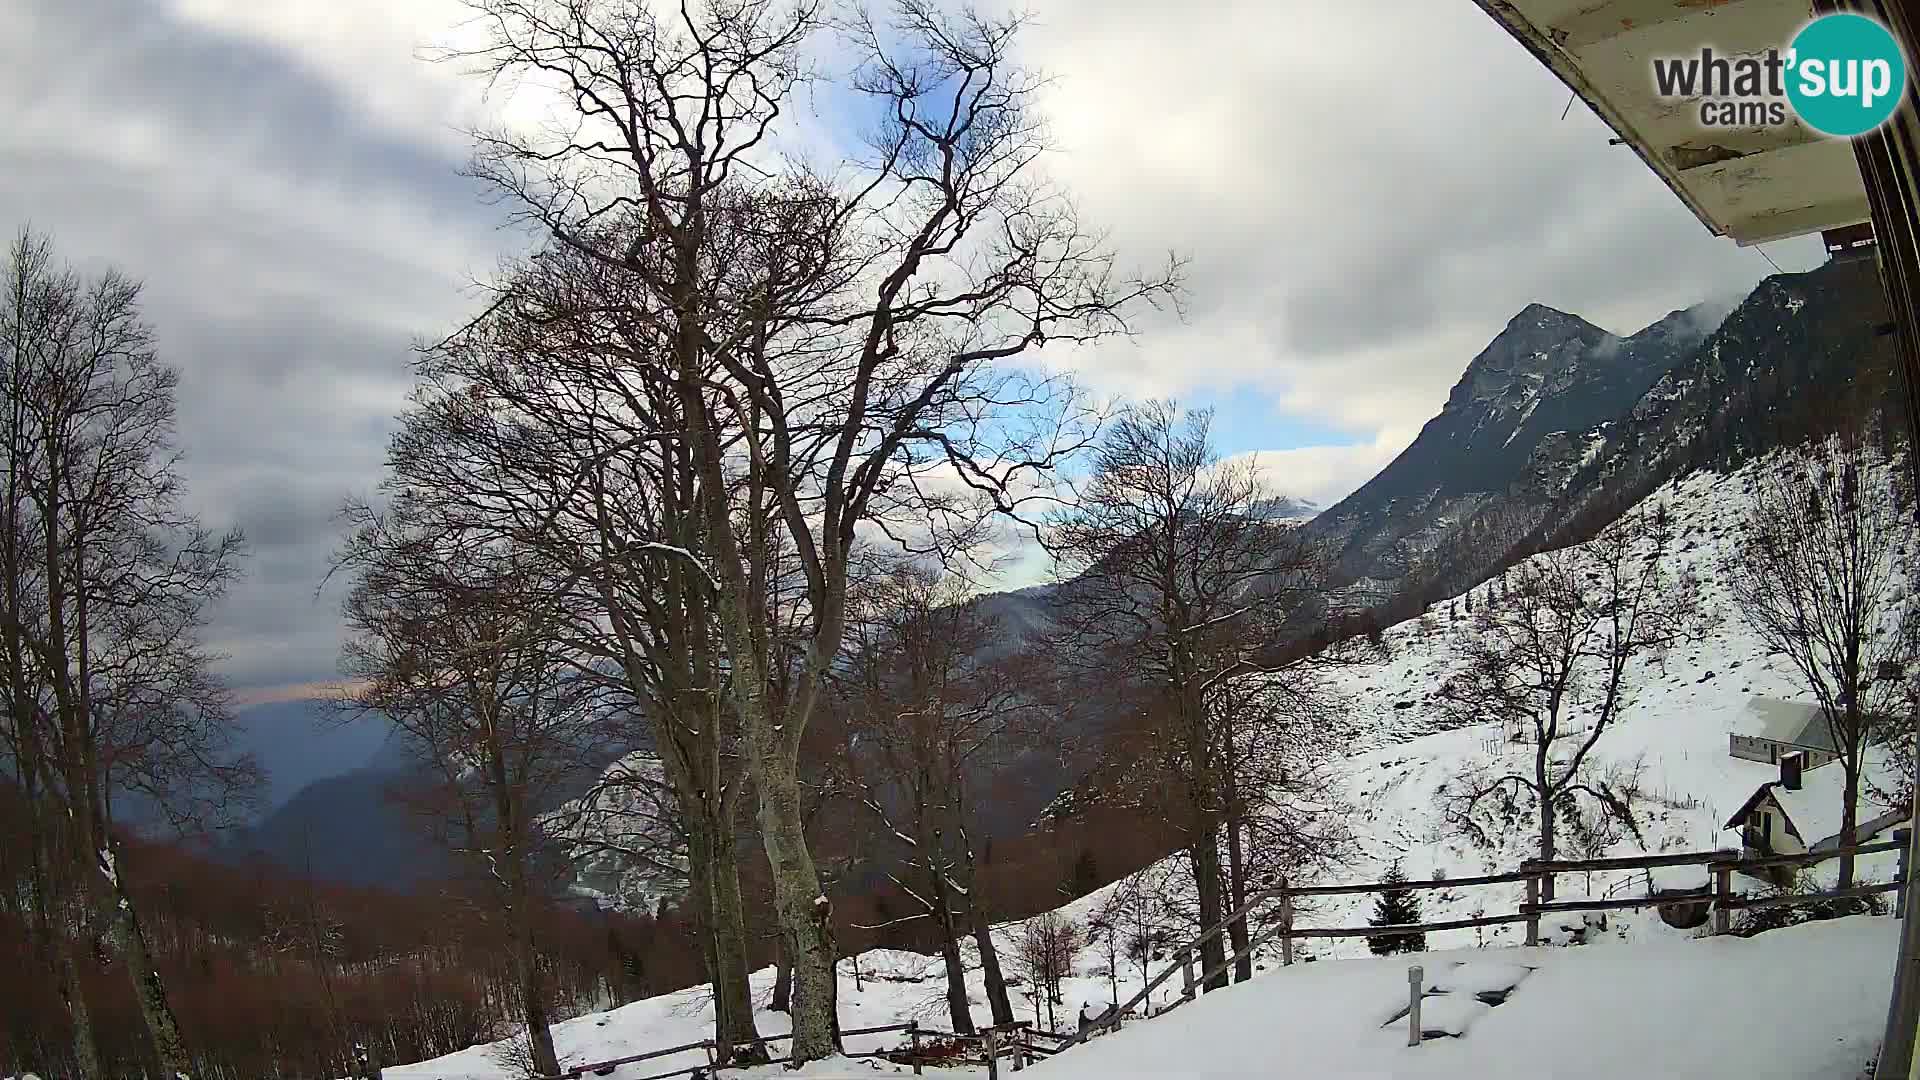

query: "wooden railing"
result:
(1074, 830), (1914, 1044)
(531, 1020), (921, 1080)
(533, 832), (1913, 1074)
(530, 1017), (1076, 1080)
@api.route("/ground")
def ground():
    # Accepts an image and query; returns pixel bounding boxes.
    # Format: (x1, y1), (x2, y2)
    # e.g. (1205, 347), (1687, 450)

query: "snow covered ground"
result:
(1029, 915), (1895, 1080)
(383, 915), (1900, 1080)
(385, 950), (973, 1079)
(387, 453), (1913, 1079)
(1236, 457), (1914, 960)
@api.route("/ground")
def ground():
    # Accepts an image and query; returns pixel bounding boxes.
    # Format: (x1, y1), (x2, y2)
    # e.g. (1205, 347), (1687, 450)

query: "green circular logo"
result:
(1787, 13), (1907, 137)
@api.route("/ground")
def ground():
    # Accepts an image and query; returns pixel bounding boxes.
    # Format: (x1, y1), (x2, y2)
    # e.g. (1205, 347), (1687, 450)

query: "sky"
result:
(0, 0), (1827, 698)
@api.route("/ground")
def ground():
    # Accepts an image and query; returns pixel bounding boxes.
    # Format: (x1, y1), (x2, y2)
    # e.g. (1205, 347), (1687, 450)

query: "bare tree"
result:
(1095, 863), (1180, 1012)
(438, 0), (1179, 1060)
(0, 227), (252, 1080)
(372, 232), (773, 1063)
(837, 560), (1041, 1033)
(1439, 505), (1699, 898)
(1044, 401), (1330, 989)
(1722, 431), (1920, 888)
(549, 753), (690, 913)
(1011, 913), (1080, 1032)
(1209, 672), (1353, 979)
(339, 521), (607, 1080)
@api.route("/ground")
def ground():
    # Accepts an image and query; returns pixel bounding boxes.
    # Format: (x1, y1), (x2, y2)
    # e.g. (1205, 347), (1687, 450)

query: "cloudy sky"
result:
(0, 0), (1825, 698)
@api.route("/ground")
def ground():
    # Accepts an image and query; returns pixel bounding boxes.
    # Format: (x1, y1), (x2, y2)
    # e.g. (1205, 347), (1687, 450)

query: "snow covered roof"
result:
(1724, 746), (1907, 848)
(1737, 697), (1840, 753)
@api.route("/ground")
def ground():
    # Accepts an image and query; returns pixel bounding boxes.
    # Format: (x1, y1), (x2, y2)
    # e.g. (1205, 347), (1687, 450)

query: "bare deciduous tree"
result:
(439, 0), (1179, 1060)
(837, 560), (1040, 1033)
(339, 523), (607, 1079)
(1209, 672), (1353, 979)
(0, 227), (252, 1080)
(1011, 912), (1080, 1032)
(1439, 505), (1699, 898)
(1722, 431), (1920, 887)
(1044, 401), (1332, 989)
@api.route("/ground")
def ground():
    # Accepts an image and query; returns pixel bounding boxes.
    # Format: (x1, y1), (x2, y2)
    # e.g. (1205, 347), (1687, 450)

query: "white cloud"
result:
(1225, 430), (1417, 512)
(4, 0), (1838, 690)
(1006, 0), (1824, 442)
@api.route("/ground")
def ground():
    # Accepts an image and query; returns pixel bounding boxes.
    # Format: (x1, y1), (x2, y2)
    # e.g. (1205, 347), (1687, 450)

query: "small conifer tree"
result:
(1368, 861), (1427, 956)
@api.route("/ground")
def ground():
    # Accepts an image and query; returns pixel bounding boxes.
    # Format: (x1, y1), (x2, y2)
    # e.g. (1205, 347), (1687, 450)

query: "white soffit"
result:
(1476, 0), (1871, 244)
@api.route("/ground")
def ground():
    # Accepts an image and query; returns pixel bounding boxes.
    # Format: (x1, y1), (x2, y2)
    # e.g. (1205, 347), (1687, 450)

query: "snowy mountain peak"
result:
(1247, 494), (1320, 523)
(1506, 301), (1595, 332)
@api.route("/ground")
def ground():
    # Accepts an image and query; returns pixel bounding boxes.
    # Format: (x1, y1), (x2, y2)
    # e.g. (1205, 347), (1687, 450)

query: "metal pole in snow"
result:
(1407, 966), (1424, 1047)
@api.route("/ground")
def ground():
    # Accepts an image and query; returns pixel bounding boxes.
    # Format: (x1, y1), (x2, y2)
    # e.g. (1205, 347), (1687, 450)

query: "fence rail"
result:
(532, 1021), (923, 1080)
(1074, 829), (1913, 1045)
(539, 831), (1913, 1075)
(1285, 868), (1539, 897)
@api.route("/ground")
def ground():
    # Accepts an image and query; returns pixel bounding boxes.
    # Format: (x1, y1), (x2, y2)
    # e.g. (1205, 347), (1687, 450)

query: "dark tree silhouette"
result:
(1367, 862), (1425, 957)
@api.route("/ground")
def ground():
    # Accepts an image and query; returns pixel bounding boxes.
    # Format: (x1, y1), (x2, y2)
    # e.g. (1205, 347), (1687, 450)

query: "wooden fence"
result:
(1074, 830), (1913, 1045)
(529, 1017), (1076, 1080)
(531, 832), (1913, 1074)
(530, 1020), (922, 1080)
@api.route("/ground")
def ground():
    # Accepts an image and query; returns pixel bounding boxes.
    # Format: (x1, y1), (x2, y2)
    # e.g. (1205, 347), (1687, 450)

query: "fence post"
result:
(1406, 965), (1424, 1047)
(909, 1021), (922, 1076)
(1180, 948), (1196, 1000)
(1280, 878), (1295, 967)
(985, 1027), (999, 1080)
(1713, 865), (1733, 936)
(1523, 868), (1540, 946)
(703, 1039), (716, 1076)
(1898, 828), (1912, 919)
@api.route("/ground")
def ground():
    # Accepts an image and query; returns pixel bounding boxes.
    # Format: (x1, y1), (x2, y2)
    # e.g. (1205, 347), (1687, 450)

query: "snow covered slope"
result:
(380, 916), (1899, 1080)
(1084, 453), (1911, 964)
(385, 451), (1912, 1079)
(386, 952), (977, 1080)
(1039, 450), (1911, 982)
(1029, 916), (1894, 1080)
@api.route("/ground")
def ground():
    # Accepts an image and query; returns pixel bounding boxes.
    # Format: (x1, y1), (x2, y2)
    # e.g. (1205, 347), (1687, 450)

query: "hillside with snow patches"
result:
(381, 451), (1911, 1079)
(1238, 453), (1910, 960)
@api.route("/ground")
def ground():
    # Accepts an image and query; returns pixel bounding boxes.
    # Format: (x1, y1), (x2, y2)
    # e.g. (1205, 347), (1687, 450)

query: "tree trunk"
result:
(1189, 824), (1229, 991)
(519, 952), (561, 1079)
(1536, 741), (1558, 902)
(58, 946), (102, 1080)
(746, 723), (837, 1062)
(1537, 792), (1558, 903)
(969, 904), (1015, 1026)
(930, 868), (974, 1033)
(1224, 814), (1251, 983)
(1840, 759), (1862, 890)
(771, 940), (792, 1013)
(684, 821), (728, 1055)
(103, 852), (194, 1079)
(708, 822), (766, 1063)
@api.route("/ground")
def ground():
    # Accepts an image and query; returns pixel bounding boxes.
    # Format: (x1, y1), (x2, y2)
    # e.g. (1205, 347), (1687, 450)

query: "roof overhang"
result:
(1475, 0), (1872, 245)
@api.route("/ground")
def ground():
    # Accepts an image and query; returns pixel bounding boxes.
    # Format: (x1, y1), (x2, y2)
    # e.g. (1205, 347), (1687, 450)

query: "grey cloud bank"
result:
(0, 0), (1822, 693)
